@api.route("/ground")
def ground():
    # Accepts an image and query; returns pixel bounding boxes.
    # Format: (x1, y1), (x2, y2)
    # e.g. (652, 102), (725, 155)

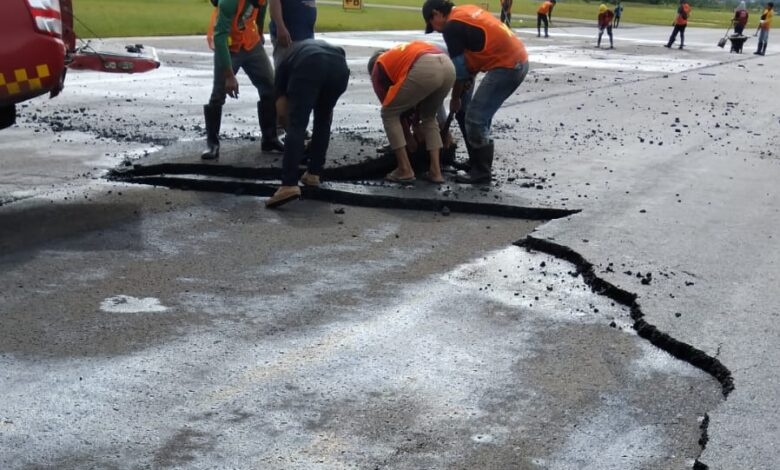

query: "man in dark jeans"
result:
(665, 0), (691, 49)
(266, 39), (350, 208)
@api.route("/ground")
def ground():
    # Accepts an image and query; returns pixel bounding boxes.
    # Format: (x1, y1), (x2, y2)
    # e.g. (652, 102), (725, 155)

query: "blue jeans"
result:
(457, 62), (529, 150)
(281, 53), (349, 186)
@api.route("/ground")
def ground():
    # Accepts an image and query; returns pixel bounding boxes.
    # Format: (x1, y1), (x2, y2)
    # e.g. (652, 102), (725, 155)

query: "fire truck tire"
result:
(0, 105), (16, 130)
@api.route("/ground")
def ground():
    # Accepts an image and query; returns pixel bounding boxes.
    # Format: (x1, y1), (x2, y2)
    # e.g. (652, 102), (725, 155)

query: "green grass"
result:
(71, 0), (743, 38)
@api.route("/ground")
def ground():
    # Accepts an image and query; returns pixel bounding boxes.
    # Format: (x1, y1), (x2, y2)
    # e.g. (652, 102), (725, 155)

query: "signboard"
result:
(343, 0), (363, 10)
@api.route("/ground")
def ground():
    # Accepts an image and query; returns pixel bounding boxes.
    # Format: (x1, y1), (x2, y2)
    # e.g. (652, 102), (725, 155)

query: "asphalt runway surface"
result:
(1, 22), (778, 470)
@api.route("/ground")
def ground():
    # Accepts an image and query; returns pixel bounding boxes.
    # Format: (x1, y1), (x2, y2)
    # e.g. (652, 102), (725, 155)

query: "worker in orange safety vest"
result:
(202, 0), (283, 160)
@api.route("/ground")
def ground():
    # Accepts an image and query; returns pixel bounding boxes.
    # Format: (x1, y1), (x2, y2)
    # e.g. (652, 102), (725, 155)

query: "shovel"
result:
(718, 22), (731, 48)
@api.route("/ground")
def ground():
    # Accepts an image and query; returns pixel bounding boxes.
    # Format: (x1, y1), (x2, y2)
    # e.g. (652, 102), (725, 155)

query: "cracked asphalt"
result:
(0, 23), (778, 470)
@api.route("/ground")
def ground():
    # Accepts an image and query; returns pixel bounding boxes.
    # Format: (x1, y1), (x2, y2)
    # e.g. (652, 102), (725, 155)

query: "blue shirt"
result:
(269, 0), (316, 41)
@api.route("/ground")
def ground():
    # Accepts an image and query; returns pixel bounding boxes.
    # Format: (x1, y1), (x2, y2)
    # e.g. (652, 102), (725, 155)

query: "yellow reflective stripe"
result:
(0, 64), (52, 95)
(37, 64), (50, 78)
(14, 68), (29, 82)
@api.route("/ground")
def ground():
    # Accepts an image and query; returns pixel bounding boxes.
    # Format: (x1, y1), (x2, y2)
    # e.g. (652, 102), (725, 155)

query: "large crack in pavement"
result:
(108, 135), (732, 468)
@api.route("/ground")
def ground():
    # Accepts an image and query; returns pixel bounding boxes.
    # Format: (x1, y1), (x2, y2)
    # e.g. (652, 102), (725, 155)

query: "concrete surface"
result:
(0, 22), (778, 469)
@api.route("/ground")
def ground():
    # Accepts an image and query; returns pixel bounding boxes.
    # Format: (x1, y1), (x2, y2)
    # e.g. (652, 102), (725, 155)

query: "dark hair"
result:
(367, 49), (386, 74)
(423, 0), (455, 24)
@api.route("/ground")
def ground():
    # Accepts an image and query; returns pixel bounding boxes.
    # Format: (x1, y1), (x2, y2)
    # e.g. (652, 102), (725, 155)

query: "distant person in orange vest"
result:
(423, 0), (530, 184)
(755, 2), (774, 55)
(537, 0), (556, 38)
(665, 0), (691, 49)
(368, 41), (456, 184)
(500, 0), (513, 27)
(597, 4), (615, 48)
(202, 0), (283, 160)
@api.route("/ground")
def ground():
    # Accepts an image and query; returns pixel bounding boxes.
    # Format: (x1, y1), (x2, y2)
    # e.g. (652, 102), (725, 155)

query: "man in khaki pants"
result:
(368, 41), (456, 184)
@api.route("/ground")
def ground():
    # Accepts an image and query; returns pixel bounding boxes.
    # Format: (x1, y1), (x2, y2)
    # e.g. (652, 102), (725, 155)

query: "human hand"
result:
(226, 76), (239, 98)
(449, 97), (461, 115)
(276, 24), (292, 47)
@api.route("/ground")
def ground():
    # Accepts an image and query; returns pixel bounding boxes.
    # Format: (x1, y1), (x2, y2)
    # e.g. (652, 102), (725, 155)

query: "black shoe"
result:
(261, 138), (284, 152)
(201, 142), (219, 160)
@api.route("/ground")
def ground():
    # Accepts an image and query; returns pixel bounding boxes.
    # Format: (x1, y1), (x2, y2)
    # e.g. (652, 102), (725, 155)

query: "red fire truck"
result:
(0, 0), (159, 130)
(0, 0), (75, 129)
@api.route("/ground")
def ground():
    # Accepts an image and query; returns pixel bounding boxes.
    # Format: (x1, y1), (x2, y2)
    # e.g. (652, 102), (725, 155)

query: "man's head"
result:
(769, 2), (774, 8)
(422, 0), (455, 34)
(367, 49), (387, 74)
(599, 3), (607, 13)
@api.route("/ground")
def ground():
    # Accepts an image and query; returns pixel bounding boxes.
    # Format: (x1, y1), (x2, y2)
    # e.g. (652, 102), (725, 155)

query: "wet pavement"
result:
(1, 24), (778, 470)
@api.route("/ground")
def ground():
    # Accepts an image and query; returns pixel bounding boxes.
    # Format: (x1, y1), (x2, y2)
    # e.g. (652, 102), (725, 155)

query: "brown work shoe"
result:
(299, 171), (320, 187)
(265, 185), (301, 208)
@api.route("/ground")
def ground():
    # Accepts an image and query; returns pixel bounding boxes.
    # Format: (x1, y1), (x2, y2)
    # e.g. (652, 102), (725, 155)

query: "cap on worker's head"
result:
(769, 1), (774, 7)
(599, 3), (607, 12)
(423, 0), (454, 33)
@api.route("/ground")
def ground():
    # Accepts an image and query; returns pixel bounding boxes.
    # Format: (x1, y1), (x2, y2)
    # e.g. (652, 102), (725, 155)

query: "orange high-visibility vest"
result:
(449, 5), (528, 73)
(377, 41), (443, 106)
(675, 3), (691, 26)
(537, 1), (554, 15)
(207, 0), (261, 52)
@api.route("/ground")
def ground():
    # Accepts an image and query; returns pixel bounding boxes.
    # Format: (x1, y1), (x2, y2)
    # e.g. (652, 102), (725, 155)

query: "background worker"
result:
(202, 0), (284, 160)
(755, 2), (774, 55)
(537, 0), (556, 38)
(269, 0), (316, 67)
(266, 39), (350, 208)
(733, 1), (749, 35)
(423, 0), (529, 184)
(597, 4), (615, 48)
(665, 0), (691, 49)
(613, 1), (623, 28)
(368, 41), (456, 184)
(500, 0), (513, 27)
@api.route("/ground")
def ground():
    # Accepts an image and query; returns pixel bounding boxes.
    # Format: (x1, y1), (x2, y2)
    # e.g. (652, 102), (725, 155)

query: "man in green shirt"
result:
(202, 0), (283, 160)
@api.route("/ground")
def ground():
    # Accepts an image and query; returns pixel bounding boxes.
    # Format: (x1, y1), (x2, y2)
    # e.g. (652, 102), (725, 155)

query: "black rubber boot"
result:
(754, 40), (764, 55)
(259, 99), (284, 152)
(201, 104), (221, 160)
(455, 142), (493, 184)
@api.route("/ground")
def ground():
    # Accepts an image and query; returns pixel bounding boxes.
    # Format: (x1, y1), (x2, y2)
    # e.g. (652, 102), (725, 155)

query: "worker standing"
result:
(202, 0), (284, 160)
(500, 0), (513, 27)
(613, 1), (623, 28)
(755, 2), (774, 55)
(733, 1), (749, 36)
(537, 0), (556, 38)
(269, 0), (317, 67)
(665, 0), (691, 49)
(597, 4), (615, 49)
